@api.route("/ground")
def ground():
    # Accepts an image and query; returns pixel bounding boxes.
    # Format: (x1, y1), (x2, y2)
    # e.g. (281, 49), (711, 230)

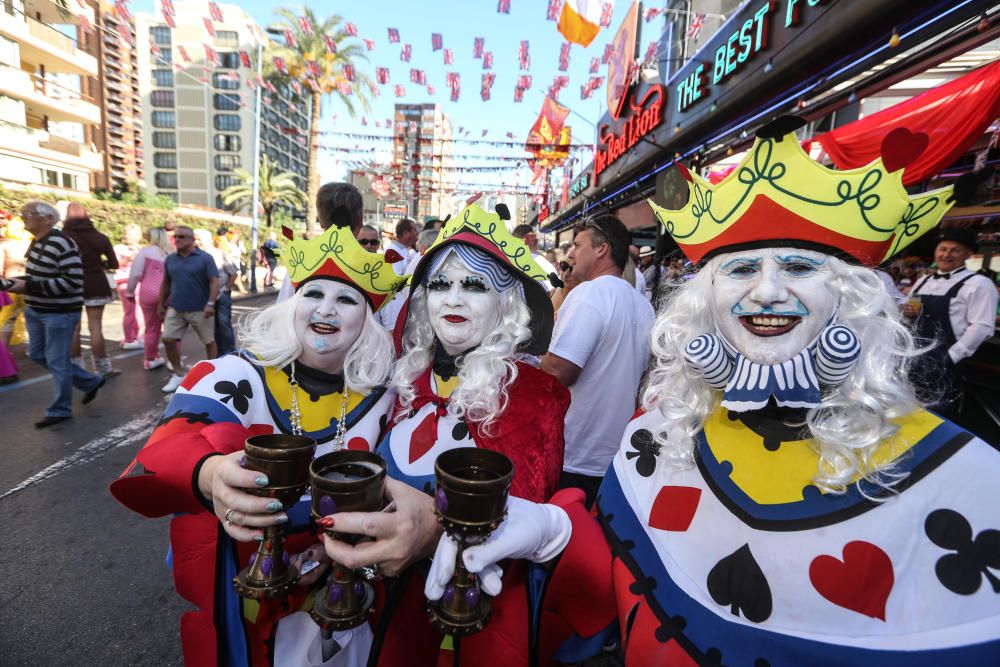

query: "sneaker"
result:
(161, 374), (184, 393)
(121, 340), (144, 350)
(144, 357), (166, 370)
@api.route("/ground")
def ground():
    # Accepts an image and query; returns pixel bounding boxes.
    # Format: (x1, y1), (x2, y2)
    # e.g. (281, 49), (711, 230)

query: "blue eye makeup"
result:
(720, 257), (762, 278)
(460, 275), (489, 292)
(427, 274), (451, 291)
(776, 254), (825, 277)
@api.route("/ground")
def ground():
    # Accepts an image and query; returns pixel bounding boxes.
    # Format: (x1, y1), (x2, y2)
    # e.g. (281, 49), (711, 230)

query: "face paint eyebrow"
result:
(721, 257), (762, 271)
(775, 254), (826, 266)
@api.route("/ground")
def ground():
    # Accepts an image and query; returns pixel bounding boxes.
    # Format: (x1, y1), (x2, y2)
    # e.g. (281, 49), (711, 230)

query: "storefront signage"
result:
(569, 172), (591, 198)
(674, 0), (837, 114)
(594, 84), (665, 181)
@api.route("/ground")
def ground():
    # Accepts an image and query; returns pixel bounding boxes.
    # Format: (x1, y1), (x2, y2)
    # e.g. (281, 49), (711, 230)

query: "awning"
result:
(817, 59), (1000, 186)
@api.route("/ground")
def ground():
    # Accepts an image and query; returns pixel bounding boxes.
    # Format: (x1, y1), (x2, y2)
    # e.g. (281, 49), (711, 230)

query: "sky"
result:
(129, 0), (664, 191)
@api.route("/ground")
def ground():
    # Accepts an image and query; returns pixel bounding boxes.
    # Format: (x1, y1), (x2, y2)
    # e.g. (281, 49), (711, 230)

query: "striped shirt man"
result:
(24, 228), (84, 312)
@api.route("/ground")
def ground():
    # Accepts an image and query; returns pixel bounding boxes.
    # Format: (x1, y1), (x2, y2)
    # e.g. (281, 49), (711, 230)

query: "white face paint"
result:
(712, 247), (837, 365)
(293, 279), (368, 372)
(425, 254), (502, 356)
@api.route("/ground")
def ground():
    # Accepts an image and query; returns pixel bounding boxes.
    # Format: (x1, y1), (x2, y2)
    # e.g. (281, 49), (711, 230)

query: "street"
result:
(0, 294), (272, 666)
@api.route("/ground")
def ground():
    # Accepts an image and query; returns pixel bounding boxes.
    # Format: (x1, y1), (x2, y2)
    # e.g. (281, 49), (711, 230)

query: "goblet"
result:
(426, 447), (514, 636)
(309, 450), (387, 631)
(233, 434), (317, 599)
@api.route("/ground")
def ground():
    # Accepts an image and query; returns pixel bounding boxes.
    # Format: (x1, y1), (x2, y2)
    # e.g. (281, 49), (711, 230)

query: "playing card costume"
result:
(368, 203), (615, 666)
(598, 117), (1000, 664)
(110, 227), (405, 667)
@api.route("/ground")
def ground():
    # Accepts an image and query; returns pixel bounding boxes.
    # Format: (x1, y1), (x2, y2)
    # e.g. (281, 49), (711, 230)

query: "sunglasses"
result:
(359, 239), (380, 247)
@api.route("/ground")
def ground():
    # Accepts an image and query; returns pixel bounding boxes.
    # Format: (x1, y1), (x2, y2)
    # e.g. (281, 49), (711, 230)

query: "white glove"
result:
(424, 496), (572, 599)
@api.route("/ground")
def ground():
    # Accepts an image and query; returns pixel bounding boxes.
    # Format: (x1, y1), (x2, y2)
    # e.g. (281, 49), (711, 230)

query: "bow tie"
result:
(932, 271), (956, 280)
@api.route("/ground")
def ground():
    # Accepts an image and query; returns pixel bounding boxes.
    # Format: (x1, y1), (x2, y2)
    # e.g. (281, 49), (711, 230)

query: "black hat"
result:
(937, 228), (979, 253)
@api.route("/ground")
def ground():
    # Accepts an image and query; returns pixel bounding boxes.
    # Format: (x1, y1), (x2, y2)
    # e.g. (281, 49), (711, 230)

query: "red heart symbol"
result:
(347, 437), (369, 451)
(407, 412), (438, 463)
(880, 128), (929, 173)
(647, 485), (701, 532)
(809, 541), (894, 621)
(179, 361), (215, 391)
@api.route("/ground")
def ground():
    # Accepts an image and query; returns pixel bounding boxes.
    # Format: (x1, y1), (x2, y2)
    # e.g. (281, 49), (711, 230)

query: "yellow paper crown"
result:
(282, 226), (407, 310)
(427, 203), (550, 283)
(647, 123), (954, 265)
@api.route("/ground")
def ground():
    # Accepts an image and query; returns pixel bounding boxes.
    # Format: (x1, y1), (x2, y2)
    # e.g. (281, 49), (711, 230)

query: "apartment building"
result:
(136, 1), (309, 210)
(0, 0), (102, 194)
(392, 103), (454, 224)
(93, 3), (143, 191)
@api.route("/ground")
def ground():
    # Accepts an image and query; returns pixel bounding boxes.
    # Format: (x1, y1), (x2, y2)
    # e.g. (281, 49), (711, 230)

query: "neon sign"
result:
(594, 85), (665, 181)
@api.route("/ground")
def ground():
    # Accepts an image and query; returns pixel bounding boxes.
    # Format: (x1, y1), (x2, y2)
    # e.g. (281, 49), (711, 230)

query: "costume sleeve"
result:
(109, 358), (273, 518)
(542, 487), (617, 640)
(949, 277), (998, 363)
(126, 250), (146, 293)
(548, 290), (604, 369)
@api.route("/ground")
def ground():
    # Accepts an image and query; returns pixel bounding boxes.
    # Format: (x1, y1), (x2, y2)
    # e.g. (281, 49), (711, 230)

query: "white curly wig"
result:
(642, 253), (925, 494)
(237, 284), (394, 395)
(392, 277), (533, 435)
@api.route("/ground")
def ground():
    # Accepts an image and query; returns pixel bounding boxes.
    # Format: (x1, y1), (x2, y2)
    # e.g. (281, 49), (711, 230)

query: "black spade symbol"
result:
(925, 508), (1000, 595)
(707, 544), (773, 623)
(625, 429), (659, 477)
(214, 379), (253, 414)
(451, 419), (471, 441)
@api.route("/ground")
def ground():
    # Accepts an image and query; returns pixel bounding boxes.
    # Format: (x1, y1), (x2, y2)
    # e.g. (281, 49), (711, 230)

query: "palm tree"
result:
(222, 155), (308, 228)
(265, 7), (372, 234)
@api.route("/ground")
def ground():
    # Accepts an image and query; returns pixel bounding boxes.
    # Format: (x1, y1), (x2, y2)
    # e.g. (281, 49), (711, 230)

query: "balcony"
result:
(0, 67), (101, 125)
(0, 12), (98, 76)
(0, 118), (103, 173)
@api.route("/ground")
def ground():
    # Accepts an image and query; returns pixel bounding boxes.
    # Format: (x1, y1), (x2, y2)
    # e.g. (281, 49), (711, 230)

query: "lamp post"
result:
(249, 38), (264, 293)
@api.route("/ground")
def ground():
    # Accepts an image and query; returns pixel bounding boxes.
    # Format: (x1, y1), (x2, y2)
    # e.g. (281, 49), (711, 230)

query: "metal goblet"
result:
(233, 434), (317, 599)
(309, 450), (387, 631)
(426, 447), (514, 636)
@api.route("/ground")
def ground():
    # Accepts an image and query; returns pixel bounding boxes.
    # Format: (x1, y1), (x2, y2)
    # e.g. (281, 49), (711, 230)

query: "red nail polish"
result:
(316, 517), (334, 528)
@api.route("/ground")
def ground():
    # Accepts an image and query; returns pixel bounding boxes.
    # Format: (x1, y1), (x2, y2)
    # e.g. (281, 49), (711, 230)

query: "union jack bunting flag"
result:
(376, 67), (389, 84)
(272, 55), (286, 73)
(481, 72), (495, 101)
(546, 0), (560, 21)
(283, 30), (297, 48)
(387, 27), (400, 43)
(203, 44), (219, 67)
(558, 42), (571, 72)
(497, 0), (511, 13)
(344, 22), (357, 36)
(602, 42), (614, 64)
(427, 84), (434, 95)
(519, 40), (530, 70)
(364, 38), (375, 51)
(687, 12), (706, 39)
(443, 48), (453, 65)
(298, 15), (313, 35)
(600, 2), (614, 27)
(207, 1), (223, 22)
(342, 63), (354, 81)
(483, 52), (493, 70)
(394, 85), (405, 97)
(517, 75), (532, 90)
(203, 17), (215, 37)
(322, 34), (337, 54)
(644, 7), (661, 22)
(473, 37), (484, 58)
(431, 33), (443, 51)
(589, 57), (599, 73)
(400, 44), (411, 62)
(177, 45), (191, 62)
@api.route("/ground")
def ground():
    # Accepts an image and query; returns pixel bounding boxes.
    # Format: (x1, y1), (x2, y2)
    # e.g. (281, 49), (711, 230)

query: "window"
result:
(153, 152), (177, 168)
(152, 131), (176, 148)
(213, 114), (240, 131)
(156, 49), (172, 64)
(215, 175), (239, 190)
(160, 191), (179, 203)
(213, 93), (239, 110)
(155, 172), (178, 188)
(152, 69), (174, 87)
(212, 72), (239, 90)
(150, 26), (171, 45)
(218, 51), (240, 69)
(216, 31), (239, 48)
(61, 173), (76, 189)
(214, 154), (240, 171)
(151, 90), (174, 107)
(152, 111), (176, 128)
(278, 153), (289, 169)
(214, 134), (240, 151)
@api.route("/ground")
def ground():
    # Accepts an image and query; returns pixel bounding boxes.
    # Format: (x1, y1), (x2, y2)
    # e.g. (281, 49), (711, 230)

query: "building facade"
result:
(392, 103), (453, 224)
(94, 2), (143, 191)
(136, 0), (309, 210)
(0, 0), (103, 194)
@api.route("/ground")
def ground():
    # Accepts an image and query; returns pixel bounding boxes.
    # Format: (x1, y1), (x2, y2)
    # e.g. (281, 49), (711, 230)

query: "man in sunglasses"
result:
(357, 225), (382, 252)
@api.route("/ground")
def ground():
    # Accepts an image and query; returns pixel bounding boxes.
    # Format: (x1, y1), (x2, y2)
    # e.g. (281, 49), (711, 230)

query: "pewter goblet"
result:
(233, 434), (317, 599)
(309, 450), (387, 631)
(426, 447), (514, 636)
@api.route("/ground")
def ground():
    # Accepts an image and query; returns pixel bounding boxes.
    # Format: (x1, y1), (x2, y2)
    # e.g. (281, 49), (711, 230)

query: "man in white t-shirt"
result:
(541, 215), (655, 507)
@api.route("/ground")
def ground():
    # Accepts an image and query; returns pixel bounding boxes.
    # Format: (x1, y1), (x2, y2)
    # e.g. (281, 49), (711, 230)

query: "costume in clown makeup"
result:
(597, 116), (1000, 665)
(348, 203), (616, 666)
(110, 227), (406, 667)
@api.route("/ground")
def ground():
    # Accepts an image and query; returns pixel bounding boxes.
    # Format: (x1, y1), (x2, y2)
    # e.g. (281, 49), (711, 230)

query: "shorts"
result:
(163, 307), (215, 345)
(83, 296), (113, 307)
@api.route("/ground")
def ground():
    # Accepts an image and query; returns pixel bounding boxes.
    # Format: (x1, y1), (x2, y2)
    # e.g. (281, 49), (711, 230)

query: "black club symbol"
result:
(214, 379), (254, 415)
(626, 429), (660, 477)
(925, 508), (1000, 595)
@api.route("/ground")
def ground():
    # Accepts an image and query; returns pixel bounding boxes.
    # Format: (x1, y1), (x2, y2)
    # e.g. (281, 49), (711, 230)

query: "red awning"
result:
(817, 59), (1000, 186)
